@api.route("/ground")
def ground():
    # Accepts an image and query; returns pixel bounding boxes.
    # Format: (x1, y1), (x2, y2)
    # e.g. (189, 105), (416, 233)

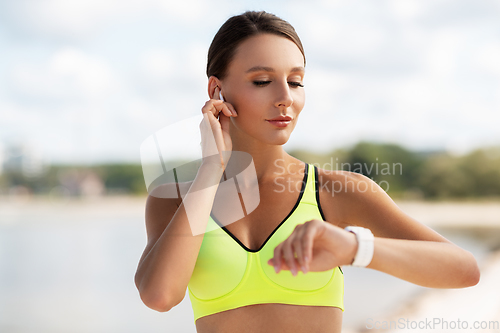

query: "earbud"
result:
(219, 90), (225, 102)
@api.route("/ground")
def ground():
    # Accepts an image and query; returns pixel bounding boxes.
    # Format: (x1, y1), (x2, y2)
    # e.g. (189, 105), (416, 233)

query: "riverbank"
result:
(2, 196), (500, 226)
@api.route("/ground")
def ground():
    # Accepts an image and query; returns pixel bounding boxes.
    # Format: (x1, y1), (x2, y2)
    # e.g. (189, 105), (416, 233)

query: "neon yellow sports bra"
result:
(187, 163), (344, 322)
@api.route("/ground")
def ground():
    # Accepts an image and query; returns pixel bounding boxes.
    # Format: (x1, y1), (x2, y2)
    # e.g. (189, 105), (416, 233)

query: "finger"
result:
(219, 111), (231, 134)
(273, 243), (283, 273)
(213, 86), (220, 100)
(214, 86), (238, 117)
(226, 103), (237, 117)
(302, 221), (320, 269)
(202, 99), (229, 118)
(292, 238), (304, 274)
(211, 100), (233, 118)
(219, 103), (234, 118)
(282, 236), (298, 276)
(199, 113), (219, 156)
(293, 226), (308, 274)
(201, 100), (218, 118)
(302, 223), (316, 271)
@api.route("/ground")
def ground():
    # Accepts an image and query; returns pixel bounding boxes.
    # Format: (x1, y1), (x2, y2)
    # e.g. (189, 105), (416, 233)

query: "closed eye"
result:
(288, 82), (304, 88)
(253, 81), (304, 88)
(253, 81), (272, 87)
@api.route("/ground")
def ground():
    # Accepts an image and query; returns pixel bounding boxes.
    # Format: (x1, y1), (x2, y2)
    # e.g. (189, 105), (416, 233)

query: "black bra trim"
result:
(314, 165), (327, 222)
(211, 161), (308, 253)
(315, 165), (343, 275)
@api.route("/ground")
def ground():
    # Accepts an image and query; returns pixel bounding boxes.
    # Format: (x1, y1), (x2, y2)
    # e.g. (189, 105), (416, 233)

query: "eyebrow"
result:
(245, 66), (305, 73)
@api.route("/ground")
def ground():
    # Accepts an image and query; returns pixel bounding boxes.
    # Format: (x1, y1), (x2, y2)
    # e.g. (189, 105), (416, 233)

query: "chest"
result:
(187, 163), (344, 309)
(212, 178), (304, 251)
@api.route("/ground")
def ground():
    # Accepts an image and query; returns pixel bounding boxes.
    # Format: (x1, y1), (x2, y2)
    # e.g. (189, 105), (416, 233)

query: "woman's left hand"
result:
(267, 219), (358, 276)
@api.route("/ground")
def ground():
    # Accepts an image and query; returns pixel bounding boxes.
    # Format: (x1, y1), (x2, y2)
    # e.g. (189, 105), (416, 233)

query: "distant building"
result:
(2, 143), (46, 177)
(80, 172), (105, 197)
(57, 169), (105, 197)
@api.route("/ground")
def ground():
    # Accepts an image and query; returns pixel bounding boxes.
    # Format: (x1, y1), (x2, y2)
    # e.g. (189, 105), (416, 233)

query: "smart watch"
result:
(344, 226), (374, 267)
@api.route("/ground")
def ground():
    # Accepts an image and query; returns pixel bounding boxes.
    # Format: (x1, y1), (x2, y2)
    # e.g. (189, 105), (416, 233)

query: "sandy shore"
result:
(2, 196), (500, 226)
(352, 250), (500, 333)
(0, 195), (147, 225)
(395, 200), (500, 228)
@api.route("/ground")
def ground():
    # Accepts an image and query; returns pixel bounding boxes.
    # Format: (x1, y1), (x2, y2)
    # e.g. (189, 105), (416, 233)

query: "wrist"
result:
(200, 162), (225, 174)
(346, 232), (358, 265)
(193, 163), (225, 190)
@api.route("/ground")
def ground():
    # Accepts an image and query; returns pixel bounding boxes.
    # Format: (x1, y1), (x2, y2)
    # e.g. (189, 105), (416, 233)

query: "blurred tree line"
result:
(0, 164), (147, 197)
(290, 142), (500, 200)
(1, 142), (500, 200)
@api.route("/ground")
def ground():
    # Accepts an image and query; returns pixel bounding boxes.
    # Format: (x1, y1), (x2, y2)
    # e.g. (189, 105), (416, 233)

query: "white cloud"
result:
(139, 42), (207, 86)
(2, 0), (213, 39)
(4, 0), (132, 38)
(2, 0), (500, 163)
(10, 48), (118, 101)
(424, 29), (463, 78)
(303, 12), (387, 61)
(154, 0), (211, 22)
(388, 0), (425, 22)
(474, 43), (500, 75)
(184, 42), (210, 80)
(140, 49), (175, 81)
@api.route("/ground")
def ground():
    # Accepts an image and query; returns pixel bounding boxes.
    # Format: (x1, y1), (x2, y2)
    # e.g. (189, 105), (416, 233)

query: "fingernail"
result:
(274, 265), (279, 273)
(292, 267), (297, 276)
(301, 265), (307, 274)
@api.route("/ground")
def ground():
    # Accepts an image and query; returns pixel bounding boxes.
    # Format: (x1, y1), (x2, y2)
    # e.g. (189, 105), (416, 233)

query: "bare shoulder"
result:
(316, 167), (449, 242)
(315, 168), (374, 227)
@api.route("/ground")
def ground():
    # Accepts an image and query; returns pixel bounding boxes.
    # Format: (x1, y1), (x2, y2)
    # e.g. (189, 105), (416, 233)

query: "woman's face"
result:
(221, 33), (305, 146)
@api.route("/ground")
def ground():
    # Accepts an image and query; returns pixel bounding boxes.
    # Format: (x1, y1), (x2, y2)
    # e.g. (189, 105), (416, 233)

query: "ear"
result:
(207, 76), (222, 99)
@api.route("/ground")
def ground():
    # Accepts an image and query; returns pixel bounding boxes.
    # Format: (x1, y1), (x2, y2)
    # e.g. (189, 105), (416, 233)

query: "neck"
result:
(228, 126), (300, 184)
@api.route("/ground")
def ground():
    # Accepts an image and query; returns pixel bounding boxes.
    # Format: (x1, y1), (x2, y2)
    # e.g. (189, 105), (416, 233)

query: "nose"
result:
(274, 81), (294, 109)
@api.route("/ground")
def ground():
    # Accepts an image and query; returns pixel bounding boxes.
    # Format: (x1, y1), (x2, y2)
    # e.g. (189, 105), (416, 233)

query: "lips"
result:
(266, 115), (292, 128)
(267, 115), (292, 121)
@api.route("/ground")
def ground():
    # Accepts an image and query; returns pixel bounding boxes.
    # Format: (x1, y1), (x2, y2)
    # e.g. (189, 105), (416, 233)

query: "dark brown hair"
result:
(206, 11), (305, 79)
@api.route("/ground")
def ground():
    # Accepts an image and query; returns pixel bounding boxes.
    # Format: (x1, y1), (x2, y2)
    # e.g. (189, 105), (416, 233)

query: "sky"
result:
(0, 0), (499, 164)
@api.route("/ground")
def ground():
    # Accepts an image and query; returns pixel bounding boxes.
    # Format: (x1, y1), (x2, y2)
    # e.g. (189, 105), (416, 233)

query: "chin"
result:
(263, 133), (292, 146)
(232, 120), (293, 146)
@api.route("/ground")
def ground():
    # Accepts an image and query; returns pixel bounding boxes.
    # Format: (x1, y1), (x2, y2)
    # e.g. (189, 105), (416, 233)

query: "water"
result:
(0, 198), (493, 332)
(343, 227), (492, 330)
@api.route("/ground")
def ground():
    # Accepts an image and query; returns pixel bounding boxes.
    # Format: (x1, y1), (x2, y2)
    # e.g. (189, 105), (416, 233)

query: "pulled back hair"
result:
(207, 11), (305, 79)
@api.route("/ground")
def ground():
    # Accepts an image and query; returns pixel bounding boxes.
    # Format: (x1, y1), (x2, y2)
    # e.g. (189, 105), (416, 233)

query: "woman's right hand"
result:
(200, 86), (237, 169)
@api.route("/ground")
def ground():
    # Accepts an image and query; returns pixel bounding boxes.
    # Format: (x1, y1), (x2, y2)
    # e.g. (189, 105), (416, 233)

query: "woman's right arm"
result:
(134, 163), (224, 312)
(134, 85), (236, 312)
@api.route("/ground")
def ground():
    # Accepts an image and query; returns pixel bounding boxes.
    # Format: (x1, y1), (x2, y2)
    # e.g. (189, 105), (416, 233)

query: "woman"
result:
(134, 11), (480, 333)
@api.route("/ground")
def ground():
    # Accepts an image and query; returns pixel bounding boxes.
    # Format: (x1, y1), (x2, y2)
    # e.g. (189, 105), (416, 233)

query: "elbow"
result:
(145, 296), (177, 313)
(135, 276), (183, 312)
(465, 260), (481, 288)
(458, 250), (481, 288)
(139, 289), (182, 312)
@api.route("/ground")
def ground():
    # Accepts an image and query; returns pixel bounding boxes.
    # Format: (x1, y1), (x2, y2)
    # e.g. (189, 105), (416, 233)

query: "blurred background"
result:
(1, 0), (500, 332)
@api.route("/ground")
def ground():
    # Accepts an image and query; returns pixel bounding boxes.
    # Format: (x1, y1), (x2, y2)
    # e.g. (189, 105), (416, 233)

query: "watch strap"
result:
(344, 226), (374, 267)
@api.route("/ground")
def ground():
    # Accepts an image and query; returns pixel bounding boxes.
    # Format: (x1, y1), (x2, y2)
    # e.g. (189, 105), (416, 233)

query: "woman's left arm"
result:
(269, 172), (480, 288)
(367, 236), (480, 288)
(348, 173), (480, 288)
